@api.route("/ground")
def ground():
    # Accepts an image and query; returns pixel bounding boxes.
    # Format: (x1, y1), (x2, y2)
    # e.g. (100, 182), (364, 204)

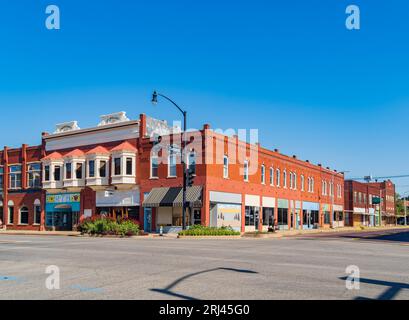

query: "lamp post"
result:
(152, 91), (188, 230)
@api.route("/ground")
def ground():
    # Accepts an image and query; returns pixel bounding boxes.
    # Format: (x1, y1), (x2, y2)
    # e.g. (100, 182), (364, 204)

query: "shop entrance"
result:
(46, 205), (79, 231)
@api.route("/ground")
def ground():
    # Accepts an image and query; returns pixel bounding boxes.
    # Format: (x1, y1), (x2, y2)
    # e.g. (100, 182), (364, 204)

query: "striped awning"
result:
(173, 185), (203, 207)
(143, 186), (203, 208)
(143, 187), (170, 208)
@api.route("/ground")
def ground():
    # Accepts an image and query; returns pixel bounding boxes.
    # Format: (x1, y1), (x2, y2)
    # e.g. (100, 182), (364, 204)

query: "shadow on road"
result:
(151, 267), (258, 300)
(339, 230), (409, 243)
(340, 276), (409, 300)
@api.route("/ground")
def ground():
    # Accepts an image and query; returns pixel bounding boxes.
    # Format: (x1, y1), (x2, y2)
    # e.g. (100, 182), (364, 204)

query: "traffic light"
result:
(187, 168), (195, 187)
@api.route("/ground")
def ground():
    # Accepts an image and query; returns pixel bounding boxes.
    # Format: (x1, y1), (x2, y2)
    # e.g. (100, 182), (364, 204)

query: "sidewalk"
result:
(242, 225), (409, 239)
(0, 229), (80, 237)
(1, 225), (408, 239)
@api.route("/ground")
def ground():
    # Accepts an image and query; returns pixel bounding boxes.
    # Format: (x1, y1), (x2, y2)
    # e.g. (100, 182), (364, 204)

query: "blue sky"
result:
(0, 0), (408, 193)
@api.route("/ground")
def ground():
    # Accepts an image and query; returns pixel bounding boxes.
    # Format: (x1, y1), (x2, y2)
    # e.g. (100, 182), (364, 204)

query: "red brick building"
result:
(1, 111), (346, 233)
(344, 179), (396, 227)
(0, 145), (45, 230)
(140, 124), (345, 233)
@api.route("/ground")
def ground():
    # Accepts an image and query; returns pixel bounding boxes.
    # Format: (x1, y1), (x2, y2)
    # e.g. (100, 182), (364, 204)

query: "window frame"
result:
(19, 206), (29, 225)
(9, 164), (22, 190)
(223, 155), (229, 179)
(27, 162), (42, 189)
(261, 165), (265, 184)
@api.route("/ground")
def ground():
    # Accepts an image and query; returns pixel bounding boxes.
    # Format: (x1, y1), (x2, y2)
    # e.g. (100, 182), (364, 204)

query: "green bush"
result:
(179, 225), (241, 236)
(78, 217), (140, 237)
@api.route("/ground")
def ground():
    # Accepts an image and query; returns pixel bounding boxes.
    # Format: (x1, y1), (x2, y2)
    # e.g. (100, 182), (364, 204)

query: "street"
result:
(0, 229), (408, 300)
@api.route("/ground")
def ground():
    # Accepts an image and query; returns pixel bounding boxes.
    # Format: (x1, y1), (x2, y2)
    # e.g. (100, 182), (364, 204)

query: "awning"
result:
(173, 186), (203, 207)
(143, 187), (170, 208)
(143, 186), (203, 208)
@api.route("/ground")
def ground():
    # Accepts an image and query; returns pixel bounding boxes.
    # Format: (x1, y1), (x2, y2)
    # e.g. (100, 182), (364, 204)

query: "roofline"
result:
(43, 120), (140, 140)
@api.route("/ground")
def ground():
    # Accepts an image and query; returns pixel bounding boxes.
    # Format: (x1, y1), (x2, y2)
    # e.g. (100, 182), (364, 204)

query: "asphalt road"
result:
(0, 229), (408, 300)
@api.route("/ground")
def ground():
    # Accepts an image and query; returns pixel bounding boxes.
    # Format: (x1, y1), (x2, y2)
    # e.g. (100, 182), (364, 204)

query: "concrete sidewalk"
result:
(1, 225), (408, 239)
(0, 229), (81, 237)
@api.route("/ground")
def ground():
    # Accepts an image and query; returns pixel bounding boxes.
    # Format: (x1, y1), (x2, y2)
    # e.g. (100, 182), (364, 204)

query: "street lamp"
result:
(151, 91), (188, 230)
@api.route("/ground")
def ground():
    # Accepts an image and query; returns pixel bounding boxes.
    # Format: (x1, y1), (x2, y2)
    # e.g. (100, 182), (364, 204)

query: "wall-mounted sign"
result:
(46, 193), (80, 204)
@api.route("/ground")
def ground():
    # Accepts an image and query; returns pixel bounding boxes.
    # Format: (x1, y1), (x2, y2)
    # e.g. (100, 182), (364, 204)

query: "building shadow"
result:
(339, 230), (409, 243)
(151, 267), (258, 300)
(340, 276), (409, 300)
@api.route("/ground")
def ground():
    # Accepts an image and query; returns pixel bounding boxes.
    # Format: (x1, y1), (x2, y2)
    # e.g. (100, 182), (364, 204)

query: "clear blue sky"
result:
(0, 1), (408, 193)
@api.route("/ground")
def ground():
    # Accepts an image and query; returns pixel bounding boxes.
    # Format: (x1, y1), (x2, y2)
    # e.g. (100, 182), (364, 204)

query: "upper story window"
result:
(44, 165), (50, 182)
(88, 160), (95, 178)
(188, 152), (196, 175)
(151, 154), (159, 178)
(329, 182), (334, 197)
(223, 155), (229, 179)
(293, 173), (297, 190)
(261, 165), (265, 184)
(322, 180), (327, 196)
(126, 158), (133, 175)
(354, 191), (357, 203)
(243, 160), (249, 182)
(27, 163), (41, 188)
(363, 193), (367, 204)
(301, 175), (305, 191)
(54, 165), (61, 181)
(75, 163), (83, 179)
(0, 166), (3, 190)
(289, 172), (293, 189)
(168, 149), (177, 177)
(283, 170), (287, 188)
(65, 163), (72, 179)
(276, 168), (280, 187)
(99, 161), (107, 178)
(358, 192), (362, 203)
(269, 167), (274, 186)
(9, 165), (22, 189)
(311, 178), (315, 193)
(337, 184), (342, 198)
(114, 158), (121, 176)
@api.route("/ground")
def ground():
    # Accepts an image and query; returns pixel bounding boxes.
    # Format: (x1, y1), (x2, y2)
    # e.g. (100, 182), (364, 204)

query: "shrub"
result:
(179, 225), (241, 236)
(78, 217), (140, 237)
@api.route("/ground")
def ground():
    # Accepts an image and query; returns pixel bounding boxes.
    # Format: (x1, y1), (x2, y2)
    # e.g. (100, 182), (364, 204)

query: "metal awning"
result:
(143, 187), (170, 208)
(143, 186), (203, 208)
(173, 186), (203, 207)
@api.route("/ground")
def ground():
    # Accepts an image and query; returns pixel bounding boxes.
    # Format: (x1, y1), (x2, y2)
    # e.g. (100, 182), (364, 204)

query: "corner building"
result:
(140, 124), (345, 233)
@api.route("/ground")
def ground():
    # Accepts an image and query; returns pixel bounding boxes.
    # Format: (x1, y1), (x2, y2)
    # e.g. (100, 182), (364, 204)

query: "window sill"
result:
(167, 176), (177, 179)
(18, 223), (28, 226)
(150, 177), (159, 180)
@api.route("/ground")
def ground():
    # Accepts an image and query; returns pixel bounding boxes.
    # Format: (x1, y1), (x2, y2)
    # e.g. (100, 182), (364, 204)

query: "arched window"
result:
(34, 199), (41, 225)
(269, 167), (274, 186)
(8, 200), (14, 225)
(301, 175), (305, 191)
(283, 170), (287, 188)
(261, 165), (265, 184)
(19, 206), (29, 225)
(276, 168), (281, 187)
(294, 173), (297, 190)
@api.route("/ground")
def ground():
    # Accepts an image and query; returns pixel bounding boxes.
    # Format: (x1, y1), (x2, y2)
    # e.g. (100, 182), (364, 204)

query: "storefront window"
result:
(277, 208), (288, 226)
(27, 163), (41, 188)
(262, 208), (274, 226)
(245, 206), (259, 227)
(34, 205), (41, 225)
(324, 212), (330, 224)
(19, 207), (29, 225)
(8, 205), (14, 224)
(9, 165), (22, 189)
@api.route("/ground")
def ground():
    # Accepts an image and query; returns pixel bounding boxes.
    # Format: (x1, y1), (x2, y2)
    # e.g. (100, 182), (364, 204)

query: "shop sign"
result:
(46, 193), (80, 204)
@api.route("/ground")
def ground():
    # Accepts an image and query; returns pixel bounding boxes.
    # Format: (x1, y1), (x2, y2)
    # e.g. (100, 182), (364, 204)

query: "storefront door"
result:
(144, 208), (152, 232)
